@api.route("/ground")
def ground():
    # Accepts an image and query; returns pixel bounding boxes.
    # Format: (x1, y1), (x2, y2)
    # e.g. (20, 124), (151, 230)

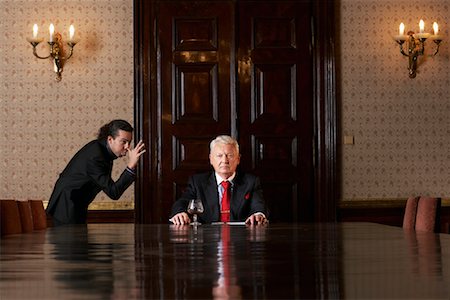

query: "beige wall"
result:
(1, 0), (449, 208)
(338, 0), (450, 201)
(0, 0), (134, 209)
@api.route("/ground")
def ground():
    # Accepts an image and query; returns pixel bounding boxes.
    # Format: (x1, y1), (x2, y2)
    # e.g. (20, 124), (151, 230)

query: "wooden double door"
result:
(134, 0), (337, 223)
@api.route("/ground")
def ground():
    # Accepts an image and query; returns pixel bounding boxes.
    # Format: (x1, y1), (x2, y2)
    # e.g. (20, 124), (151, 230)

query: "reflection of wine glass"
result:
(187, 199), (204, 225)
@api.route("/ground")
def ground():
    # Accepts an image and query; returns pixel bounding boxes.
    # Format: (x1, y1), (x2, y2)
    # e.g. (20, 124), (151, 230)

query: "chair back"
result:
(403, 196), (419, 230)
(1, 200), (22, 236)
(29, 200), (47, 230)
(415, 197), (441, 233)
(17, 200), (34, 233)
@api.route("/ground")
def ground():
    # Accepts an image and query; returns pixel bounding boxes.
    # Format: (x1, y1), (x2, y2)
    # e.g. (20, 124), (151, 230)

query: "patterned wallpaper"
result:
(1, 0), (449, 209)
(338, 0), (450, 200)
(0, 0), (134, 209)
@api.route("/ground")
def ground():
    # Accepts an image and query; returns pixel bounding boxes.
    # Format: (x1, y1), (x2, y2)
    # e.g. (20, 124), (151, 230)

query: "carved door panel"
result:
(237, 2), (314, 222)
(158, 1), (234, 220)
(138, 0), (319, 223)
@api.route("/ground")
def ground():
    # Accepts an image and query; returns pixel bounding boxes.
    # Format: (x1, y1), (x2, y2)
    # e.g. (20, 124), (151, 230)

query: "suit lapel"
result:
(204, 172), (248, 222)
(231, 173), (247, 220)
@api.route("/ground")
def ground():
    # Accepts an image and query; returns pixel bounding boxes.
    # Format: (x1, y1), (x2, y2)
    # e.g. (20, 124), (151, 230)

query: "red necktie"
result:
(220, 181), (231, 222)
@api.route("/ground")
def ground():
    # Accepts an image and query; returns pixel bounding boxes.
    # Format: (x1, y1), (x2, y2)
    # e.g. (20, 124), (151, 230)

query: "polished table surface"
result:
(1, 222), (449, 299)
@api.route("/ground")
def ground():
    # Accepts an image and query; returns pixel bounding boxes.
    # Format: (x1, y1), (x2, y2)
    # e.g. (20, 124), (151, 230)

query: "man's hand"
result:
(245, 213), (268, 225)
(127, 140), (146, 169)
(170, 212), (191, 225)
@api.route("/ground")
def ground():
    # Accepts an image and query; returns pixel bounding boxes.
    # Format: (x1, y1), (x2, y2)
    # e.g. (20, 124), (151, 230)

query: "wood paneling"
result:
(158, 1), (234, 221)
(133, 0), (338, 224)
(237, 1), (314, 222)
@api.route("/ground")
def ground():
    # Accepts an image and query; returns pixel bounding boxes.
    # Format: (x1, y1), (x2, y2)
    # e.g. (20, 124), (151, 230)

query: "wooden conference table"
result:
(1, 222), (449, 299)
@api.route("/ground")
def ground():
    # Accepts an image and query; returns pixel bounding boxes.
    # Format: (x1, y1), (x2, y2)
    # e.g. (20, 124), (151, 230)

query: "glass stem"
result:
(193, 214), (197, 223)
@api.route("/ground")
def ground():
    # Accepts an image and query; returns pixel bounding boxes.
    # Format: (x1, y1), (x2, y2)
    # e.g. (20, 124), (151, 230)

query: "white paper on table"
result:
(211, 222), (246, 225)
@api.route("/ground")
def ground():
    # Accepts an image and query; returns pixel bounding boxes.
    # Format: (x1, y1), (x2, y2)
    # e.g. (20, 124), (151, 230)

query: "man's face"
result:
(209, 143), (240, 180)
(107, 129), (132, 158)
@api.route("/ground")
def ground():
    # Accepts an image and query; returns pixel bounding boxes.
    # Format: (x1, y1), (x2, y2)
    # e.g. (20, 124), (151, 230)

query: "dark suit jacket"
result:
(170, 172), (266, 223)
(46, 139), (135, 225)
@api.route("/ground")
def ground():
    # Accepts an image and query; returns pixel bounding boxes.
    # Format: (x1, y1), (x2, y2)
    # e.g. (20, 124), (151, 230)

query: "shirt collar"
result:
(102, 139), (118, 160)
(214, 172), (236, 186)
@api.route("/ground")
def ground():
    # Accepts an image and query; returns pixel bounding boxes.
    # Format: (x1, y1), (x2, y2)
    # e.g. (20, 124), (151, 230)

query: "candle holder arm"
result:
(27, 40), (52, 59)
(432, 39), (442, 56)
(62, 42), (77, 60)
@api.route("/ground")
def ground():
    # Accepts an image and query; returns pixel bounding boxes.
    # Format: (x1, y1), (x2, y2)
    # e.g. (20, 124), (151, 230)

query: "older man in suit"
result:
(46, 119), (146, 226)
(170, 135), (268, 225)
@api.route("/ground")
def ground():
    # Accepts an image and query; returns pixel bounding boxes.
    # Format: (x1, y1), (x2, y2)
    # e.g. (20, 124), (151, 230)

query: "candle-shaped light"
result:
(33, 24), (38, 38)
(69, 25), (75, 42)
(419, 19), (424, 33)
(399, 23), (405, 36)
(433, 22), (438, 35)
(49, 23), (54, 42)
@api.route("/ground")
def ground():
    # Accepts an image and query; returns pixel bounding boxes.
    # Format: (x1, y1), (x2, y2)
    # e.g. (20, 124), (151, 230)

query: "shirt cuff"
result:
(253, 212), (266, 219)
(125, 166), (136, 177)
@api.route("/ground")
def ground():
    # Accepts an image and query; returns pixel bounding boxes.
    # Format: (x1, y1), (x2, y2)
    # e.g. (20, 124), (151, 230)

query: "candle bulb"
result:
(49, 23), (54, 43)
(431, 22), (442, 41)
(33, 24), (38, 38)
(433, 22), (438, 35)
(69, 25), (75, 42)
(27, 23), (43, 44)
(415, 19), (431, 39)
(419, 19), (424, 33)
(394, 22), (407, 41)
(399, 23), (405, 36)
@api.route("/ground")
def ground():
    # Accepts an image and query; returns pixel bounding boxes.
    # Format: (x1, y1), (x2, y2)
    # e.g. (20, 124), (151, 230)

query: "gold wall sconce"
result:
(393, 20), (443, 78)
(26, 24), (79, 82)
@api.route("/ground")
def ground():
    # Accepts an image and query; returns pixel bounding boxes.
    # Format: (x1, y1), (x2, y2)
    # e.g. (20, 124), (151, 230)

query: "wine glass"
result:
(187, 199), (204, 226)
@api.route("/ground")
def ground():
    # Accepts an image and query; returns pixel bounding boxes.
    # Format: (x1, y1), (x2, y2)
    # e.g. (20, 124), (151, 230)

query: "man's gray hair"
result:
(210, 135), (239, 153)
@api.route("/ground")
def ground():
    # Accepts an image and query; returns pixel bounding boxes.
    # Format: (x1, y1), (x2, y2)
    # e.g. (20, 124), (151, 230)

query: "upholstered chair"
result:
(415, 197), (441, 233)
(1, 200), (23, 236)
(29, 200), (47, 230)
(402, 196), (419, 230)
(17, 200), (34, 233)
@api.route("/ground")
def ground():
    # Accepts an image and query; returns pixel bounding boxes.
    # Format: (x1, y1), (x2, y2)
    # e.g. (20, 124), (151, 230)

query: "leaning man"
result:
(46, 119), (146, 226)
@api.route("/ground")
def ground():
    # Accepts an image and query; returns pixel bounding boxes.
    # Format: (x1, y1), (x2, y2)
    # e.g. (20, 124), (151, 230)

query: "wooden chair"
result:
(17, 200), (34, 233)
(29, 200), (47, 230)
(1, 200), (22, 236)
(415, 197), (441, 233)
(402, 196), (419, 230)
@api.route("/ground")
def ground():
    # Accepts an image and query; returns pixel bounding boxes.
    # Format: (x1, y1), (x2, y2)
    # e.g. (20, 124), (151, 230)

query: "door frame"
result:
(133, 0), (337, 223)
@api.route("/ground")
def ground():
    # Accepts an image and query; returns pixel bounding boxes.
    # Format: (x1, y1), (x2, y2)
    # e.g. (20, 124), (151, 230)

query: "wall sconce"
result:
(393, 20), (443, 78)
(26, 24), (79, 82)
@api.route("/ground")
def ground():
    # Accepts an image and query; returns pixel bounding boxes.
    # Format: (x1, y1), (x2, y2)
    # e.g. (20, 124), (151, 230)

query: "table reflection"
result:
(1, 223), (450, 299)
(47, 225), (136, 299)
(137, 224), (268, 299)
(135, 223), (340, 299)
(404, 229), (443, 276)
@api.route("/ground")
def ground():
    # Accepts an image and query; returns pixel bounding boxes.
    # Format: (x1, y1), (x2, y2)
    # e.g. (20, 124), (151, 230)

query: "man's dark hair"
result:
(97, 119), (133, 140)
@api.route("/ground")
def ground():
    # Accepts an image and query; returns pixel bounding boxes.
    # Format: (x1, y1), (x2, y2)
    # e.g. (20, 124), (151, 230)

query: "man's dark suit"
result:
(170, 171), (266, 223)
(46, 139), (135, 225)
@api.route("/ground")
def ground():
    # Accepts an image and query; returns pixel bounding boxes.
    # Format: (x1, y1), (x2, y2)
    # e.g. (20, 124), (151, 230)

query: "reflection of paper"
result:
(212, 222), (246, 226)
